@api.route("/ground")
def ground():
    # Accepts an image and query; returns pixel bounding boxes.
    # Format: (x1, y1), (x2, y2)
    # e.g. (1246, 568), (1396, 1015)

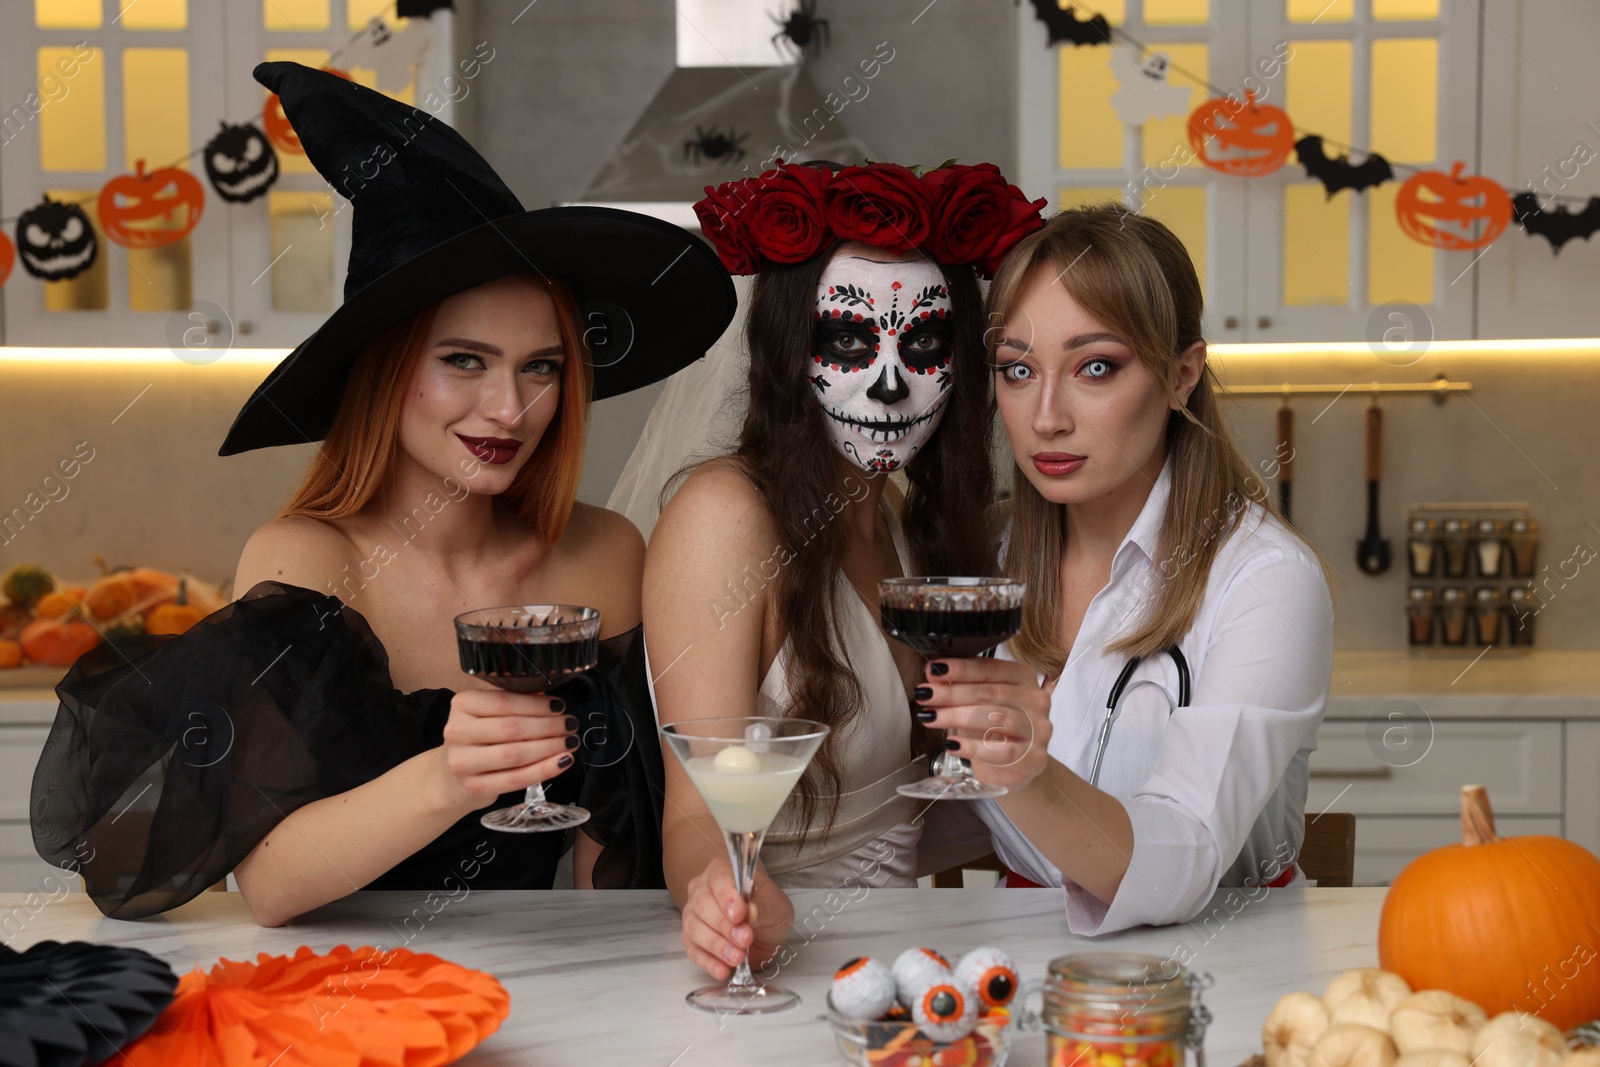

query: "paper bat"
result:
(396, 0), (452, 15)
(1511, 192), (1600, 254)
(1294, 136), (1394, 198)
(1029, 0), (1112, 46)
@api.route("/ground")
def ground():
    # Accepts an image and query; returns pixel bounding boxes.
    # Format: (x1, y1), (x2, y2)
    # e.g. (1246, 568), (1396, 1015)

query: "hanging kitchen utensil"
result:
(1277, 399), (1294, 523)
(1357, 398), (1392, 574)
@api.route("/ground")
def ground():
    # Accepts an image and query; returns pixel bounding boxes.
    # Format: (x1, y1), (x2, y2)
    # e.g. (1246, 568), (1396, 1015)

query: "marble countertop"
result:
(7, 886), (1388, 1066)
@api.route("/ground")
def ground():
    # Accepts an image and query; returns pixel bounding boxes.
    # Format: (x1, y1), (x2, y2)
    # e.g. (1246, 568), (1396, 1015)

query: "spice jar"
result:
(1441, 519), (1470, 578)
(1507, 518), (1540, 579)
(1439, 587), (1469, 646)
(1407, 518), (1438, 578)
(1041, 953), (1212, 1067)
(1507, 587), (1537, 646)
(1474, 518), (1506, 577)
(1407, 586), (1436, 646)
(1472, 587), (1503, 645)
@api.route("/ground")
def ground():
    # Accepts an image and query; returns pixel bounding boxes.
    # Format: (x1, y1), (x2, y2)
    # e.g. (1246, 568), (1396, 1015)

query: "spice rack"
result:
(1404, 502), (1538, 657)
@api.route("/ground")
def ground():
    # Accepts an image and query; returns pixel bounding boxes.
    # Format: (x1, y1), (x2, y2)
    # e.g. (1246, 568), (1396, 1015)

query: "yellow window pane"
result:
(265, 0), (328, 31)
(1287, 0), (1352, 21)
(37, 191), (109, 312)
(1373, 0), (1438, 19)
(269, 191), (335, 312)
(1144, 0), (1206, 24)
(35, 0), (101, 28)
(38, 47), (105, 172)
(1368, 183), (1433, 305)
(1142, 43), (1206, 170)
(348, 0), (395, 29)
(265, 48), (329, 175)
(118, 0), (186, 29)
(123, 49), (189, 169)
(1058, 186), (1126, 210)
(1059, 46), (1122, 170)
(1140, 185), (1206, 296)
(1286, 40), (1351, 150)
(128, 236), (192, 312)
(1284, 183), (1349, 306)
(1370, 39), (1437, 164)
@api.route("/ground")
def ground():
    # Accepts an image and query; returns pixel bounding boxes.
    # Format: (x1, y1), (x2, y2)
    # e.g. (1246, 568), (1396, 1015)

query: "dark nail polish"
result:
(549, 698), (565, 712)
(916, 710), (936, 723)
(930, 661), (950, 676)
(565, 716), (579, 732)
(914, 685), (934, 701)
(565, 734), (580, 750)
(557, 753), (574, 769)
(943, 738), (961, 750)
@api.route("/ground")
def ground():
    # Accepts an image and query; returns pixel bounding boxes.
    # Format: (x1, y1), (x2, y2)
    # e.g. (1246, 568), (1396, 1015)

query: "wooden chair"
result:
(932, 813), (1357, 888)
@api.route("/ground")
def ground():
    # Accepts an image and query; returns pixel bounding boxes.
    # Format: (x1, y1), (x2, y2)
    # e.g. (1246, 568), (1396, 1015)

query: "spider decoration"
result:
(772, 0), (830, 60)
(683, 125), (750, 166)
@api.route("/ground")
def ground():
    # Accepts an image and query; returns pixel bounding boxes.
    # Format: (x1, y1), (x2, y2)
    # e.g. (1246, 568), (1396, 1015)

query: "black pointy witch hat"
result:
(218, 61), (734, 456)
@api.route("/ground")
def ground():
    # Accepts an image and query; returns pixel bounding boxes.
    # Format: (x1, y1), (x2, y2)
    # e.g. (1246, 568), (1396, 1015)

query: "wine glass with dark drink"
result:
(878, 577), (1026, 801)
(453, 603), (601, 832)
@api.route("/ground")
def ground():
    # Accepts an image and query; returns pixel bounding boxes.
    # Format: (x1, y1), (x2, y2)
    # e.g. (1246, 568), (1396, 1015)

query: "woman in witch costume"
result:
(645, 159), (1046, 979)
(29, 62), (734, 924)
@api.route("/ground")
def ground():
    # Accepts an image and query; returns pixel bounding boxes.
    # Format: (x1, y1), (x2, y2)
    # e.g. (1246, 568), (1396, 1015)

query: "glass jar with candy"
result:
(1040, 952), (1212, 1067)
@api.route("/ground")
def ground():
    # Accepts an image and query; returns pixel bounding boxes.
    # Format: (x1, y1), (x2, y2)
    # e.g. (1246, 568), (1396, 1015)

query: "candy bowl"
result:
(825, 994), (1017, 1067)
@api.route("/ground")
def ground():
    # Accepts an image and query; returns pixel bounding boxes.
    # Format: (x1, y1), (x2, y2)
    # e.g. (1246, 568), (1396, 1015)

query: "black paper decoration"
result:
(13, 198), (97, 281)
(0, 940), (178, 1067)
(1030, 0), (1112, 46)
(203, 120), (279, 204)
(1511, 191), (1600, 254)
(1294, 135), (1393, 198)
(396, 0), (453, 15)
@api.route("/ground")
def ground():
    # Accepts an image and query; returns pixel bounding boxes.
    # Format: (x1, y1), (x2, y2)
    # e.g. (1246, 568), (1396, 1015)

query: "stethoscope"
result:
(1085, 644), (1192, 788)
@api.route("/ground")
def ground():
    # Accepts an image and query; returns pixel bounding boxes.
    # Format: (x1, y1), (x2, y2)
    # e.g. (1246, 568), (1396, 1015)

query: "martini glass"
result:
(454, 603), (601, 832)
(659, 715), (830, 1015)
(878, 576), (1026, 801)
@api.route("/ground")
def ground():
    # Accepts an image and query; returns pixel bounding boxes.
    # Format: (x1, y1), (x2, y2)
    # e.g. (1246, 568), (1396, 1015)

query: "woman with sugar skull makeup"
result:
(641, 159), (1047, 982)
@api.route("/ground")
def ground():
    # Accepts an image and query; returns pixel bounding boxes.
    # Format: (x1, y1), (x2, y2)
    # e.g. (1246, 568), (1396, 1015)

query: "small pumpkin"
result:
(2, 563), (56, 610)
(1378, 785), (1600, 1029)
(0, 640), (21, 668)
(19, 617), (102, 666)
(86, 573), (142, 620)
(34, 586), (88, 619)
(145, 578), (208, 636)
(103, 616), (146, 639)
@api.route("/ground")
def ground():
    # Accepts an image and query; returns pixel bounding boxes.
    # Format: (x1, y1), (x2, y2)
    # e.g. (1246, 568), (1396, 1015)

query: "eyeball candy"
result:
(956, 946), (1018, 1012)
(831, 956), (896, 1021)
(892, 947), (951, 1006)
(905, 973), (978, 1042)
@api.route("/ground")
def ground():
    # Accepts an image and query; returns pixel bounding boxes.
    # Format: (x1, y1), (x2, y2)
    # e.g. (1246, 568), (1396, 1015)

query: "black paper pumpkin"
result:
(14, 198), (97, 281)
(204, 120), (279, 203)
(0, 940), (178, 1067)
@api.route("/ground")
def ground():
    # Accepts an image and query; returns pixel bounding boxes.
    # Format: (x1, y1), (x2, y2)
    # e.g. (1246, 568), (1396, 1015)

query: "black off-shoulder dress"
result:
(29, 581), (666, 920)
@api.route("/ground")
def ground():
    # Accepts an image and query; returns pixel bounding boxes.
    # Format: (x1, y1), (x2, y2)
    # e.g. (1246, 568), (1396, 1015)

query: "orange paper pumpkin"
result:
(264, 66), (350, 154)
(1378, 785), (1600, 1029)
(1394, 161), (1512, 250)
(119, 944), (510, 1067)
(1186, 90), (1296, 176)
(0, 230), (13, 288)
(98, 160), (205, 248)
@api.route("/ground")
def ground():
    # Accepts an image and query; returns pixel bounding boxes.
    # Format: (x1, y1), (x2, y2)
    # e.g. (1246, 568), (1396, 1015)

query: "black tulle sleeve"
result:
(30, 581), (665, 920)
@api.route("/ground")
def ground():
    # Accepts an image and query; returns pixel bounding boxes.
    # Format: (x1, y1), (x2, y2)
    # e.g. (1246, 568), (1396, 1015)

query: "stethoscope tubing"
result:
(1086, 644), (1191, 788)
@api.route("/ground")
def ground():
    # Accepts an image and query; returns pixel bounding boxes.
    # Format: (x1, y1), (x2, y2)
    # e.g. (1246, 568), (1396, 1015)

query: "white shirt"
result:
(973, 453), (1335, 935)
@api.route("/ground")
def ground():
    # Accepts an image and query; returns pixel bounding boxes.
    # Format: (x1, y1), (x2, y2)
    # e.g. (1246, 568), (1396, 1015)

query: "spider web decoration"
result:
(0, 940), (178, 1067)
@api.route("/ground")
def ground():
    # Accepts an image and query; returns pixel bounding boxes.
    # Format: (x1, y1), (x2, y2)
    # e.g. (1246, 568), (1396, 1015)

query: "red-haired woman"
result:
(29, 63), (733, 923)
(914, 204), (1338, 935)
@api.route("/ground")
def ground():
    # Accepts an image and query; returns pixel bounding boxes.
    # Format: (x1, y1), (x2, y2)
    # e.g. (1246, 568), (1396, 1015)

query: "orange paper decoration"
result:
(0, 231), (13, 288)
(1186, 90), (1296, 176)
(118, 944), (511, 1067)
(98, 159), (206, 248)
(264, 66), (351, 155)
(1394, 161), (1513, 250)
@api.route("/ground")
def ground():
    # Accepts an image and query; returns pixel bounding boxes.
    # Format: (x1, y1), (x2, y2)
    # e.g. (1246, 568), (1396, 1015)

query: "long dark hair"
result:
(719, 240), (998, 835)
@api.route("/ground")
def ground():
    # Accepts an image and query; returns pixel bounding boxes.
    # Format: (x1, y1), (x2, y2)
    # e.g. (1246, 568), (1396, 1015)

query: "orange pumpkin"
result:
(34, 586), (87, 618)
(1378, 784), (1600, 1029)
(19, 617), (102, 666)
(263, 66), (350, 155)
(1394, 162), (1512, 250)
(86, 573), (142, 620)
(146, 577), (208, 636)
(1186, 90), (1296, 176)
(0, 640), (21, 668)
(97, 159), (206, 249)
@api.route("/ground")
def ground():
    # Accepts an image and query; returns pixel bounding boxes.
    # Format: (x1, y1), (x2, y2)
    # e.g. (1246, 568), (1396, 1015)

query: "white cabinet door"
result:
(1349, 815), (1562, 885)
(1567, 720), (1600, 858)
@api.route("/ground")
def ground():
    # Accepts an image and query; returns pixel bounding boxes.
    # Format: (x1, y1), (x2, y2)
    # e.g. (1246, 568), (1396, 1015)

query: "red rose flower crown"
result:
(692, 158), (1049, 280)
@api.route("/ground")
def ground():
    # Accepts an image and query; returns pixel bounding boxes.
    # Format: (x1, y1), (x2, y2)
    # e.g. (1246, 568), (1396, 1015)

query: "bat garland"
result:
(1294, 135), (1394, 198)
(1511, 192), (1600, 254)
(1029, 0), (1111, 46)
